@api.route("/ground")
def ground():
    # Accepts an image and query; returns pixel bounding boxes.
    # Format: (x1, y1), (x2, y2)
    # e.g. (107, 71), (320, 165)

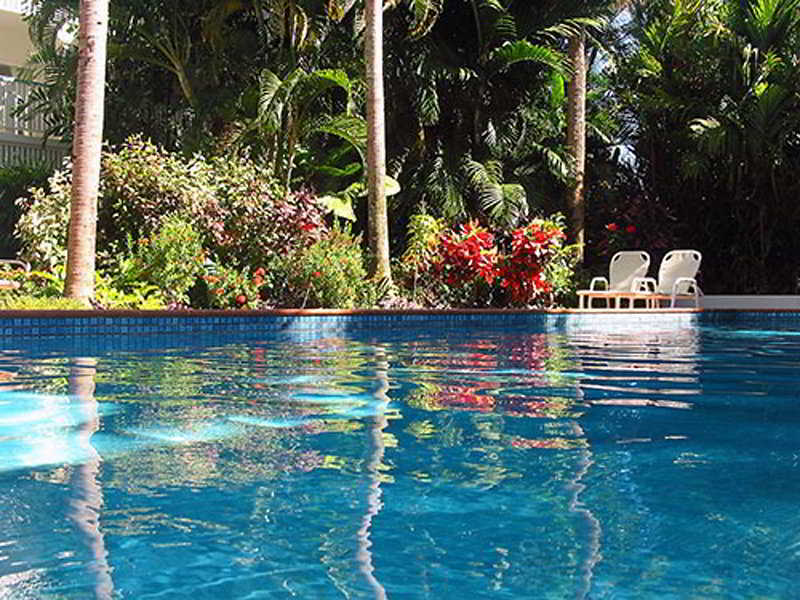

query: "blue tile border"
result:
(0, 308), (796, 342)
(0, 308), (697, 338)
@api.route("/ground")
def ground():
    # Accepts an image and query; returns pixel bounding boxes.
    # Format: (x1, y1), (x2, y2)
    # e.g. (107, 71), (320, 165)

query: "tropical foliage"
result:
(13, 0), (800, 303)
(607, 0), (800, 292)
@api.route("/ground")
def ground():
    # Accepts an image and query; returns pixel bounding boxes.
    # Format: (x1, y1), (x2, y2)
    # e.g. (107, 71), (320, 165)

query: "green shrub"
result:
(0, 265), (63, 297)
(537, 215), (581, 307)
(94, 272), (165, 310)
(398, 213), (447, 305)
(0, 264), (164, 309)
(120, 215), (206, 305)
(15, 168), (72, 270)
(0, 163), (51, 258)
(274, 228), (376, 309)
(0, 294), (87, 310)
(16, 136), (328, 280)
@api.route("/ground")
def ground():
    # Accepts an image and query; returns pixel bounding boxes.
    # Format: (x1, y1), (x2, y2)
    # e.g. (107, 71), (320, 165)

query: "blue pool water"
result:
(1, 320), (799, 599)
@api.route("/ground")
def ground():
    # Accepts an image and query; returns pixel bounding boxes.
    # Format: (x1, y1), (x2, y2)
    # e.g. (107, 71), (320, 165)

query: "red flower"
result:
(626, 225), (636, 234)
(606, 223), (619, 232)
(313, 271), (321, 278)
(254, 267), (266, 277)
(235, 294), (247, 305)
(300, 223), (316, 232)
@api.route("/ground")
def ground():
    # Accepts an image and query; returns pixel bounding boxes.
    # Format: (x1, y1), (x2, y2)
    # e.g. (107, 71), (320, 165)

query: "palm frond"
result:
(689, 116), (727, 157)
(539, 16), (610, 42)
(487, 40), (565, 75)
(406, 0), (443, 39)
(416, 82), (440, 126)
(462, 158), (527, 228)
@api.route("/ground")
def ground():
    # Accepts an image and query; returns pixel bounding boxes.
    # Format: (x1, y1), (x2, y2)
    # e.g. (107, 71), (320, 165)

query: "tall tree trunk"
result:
(566, 30), (587, 263)
(365, 0), (393, 284)
(65, 0), (109, 305)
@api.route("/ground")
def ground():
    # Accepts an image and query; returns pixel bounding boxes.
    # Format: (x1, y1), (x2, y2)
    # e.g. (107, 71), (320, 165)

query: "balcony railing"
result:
(0, 78), (69, 166)
(0, 78), (48, 136)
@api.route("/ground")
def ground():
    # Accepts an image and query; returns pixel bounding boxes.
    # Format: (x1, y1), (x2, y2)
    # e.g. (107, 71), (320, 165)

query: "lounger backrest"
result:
(656, 250), (702, 294)
(608, 251), (650, 291)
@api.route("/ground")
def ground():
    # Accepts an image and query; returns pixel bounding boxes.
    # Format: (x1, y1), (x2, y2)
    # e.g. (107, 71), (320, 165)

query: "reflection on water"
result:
(0, 324), (798, 598)
(66, 358), (114, 600)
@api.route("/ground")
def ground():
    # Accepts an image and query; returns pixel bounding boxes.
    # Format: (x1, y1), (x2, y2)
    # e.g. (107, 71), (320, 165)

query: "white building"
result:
(0, 0), (69, 166)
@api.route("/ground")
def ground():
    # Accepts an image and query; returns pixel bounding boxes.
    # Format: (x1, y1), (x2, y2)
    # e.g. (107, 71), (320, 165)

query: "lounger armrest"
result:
(672, 277), (699, 296)
(0, 279), (20, 290)
(0, 259), (30, 273)
(633, 277), (656, 292)
(589, 277), (609, 291)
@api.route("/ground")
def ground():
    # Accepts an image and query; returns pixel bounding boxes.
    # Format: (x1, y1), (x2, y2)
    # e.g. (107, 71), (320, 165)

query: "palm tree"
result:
(64, 0), (109, 305)
(562, 1), (621, 262)
(566, 29), (587, 260)
(365, 0), (392, 283)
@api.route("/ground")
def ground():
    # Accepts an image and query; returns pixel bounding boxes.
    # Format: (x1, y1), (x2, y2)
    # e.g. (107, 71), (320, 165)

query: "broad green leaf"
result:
(312, 114), (368, 163)
(549, 71), (565, 109)
(385, 175), (401, 196)
(313, 162), (363, 177)
(318, 195), (357, 221)
(357, 177), (402, 196)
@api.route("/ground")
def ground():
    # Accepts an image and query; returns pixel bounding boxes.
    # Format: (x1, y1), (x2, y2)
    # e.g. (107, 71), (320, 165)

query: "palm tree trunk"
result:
(365, 0), (393, 284)
(65, 0), (109, 305)
(566, 29), (587, 263)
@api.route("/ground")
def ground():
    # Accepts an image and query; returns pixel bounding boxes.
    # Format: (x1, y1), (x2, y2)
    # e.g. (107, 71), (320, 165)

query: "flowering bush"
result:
(496, 220), (566, 305)
(199, 264), (264, 309)
(273, 227), (375, 309)
(436, 221), (498, 286)
(400, 214), (575, 308)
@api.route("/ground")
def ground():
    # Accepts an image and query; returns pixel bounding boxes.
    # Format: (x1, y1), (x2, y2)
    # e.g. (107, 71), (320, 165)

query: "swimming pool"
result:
(0, 315), (798, 599)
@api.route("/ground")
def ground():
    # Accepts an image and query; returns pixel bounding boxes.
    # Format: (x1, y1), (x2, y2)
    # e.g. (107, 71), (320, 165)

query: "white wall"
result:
(701, 296), (800, 310)
(0, 6), (35, 72)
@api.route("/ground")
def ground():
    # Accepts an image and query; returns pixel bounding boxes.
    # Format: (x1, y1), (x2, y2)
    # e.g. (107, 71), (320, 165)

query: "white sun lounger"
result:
(577, 251), (651, 309)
